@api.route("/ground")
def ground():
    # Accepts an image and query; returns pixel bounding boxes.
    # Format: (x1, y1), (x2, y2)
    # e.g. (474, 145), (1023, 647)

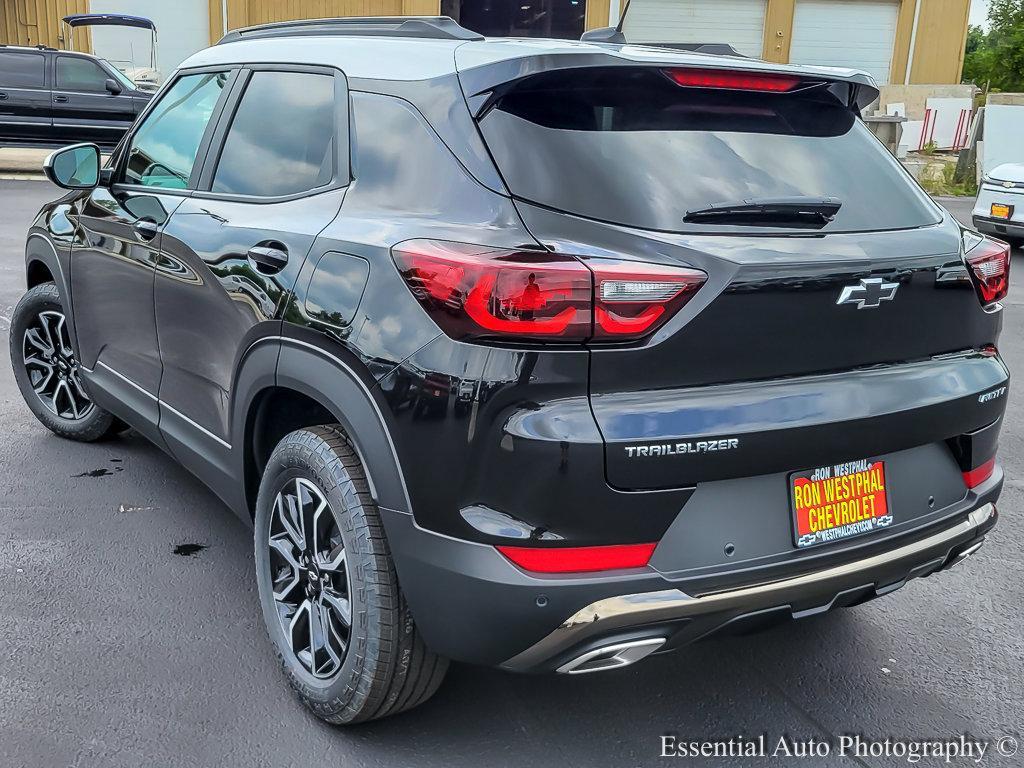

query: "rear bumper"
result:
(973, 215), (1024, 240)
(383, 473), (1001, 672)
(504, 502), (996, 673)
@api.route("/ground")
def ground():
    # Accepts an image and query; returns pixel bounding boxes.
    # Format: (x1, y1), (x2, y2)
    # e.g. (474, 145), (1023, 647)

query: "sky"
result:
(970, 0), (991, 29)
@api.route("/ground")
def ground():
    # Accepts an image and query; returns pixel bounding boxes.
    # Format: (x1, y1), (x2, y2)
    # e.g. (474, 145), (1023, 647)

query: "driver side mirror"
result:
(105, 78), (123, 95)
(43, 143), (101, 190)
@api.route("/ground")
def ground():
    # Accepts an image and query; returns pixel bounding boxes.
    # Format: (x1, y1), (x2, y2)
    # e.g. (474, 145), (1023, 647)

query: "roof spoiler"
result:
(460, 53), (881, 117)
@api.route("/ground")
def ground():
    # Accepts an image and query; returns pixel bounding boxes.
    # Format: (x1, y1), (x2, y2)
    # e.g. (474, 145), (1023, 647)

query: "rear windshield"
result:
(477, 68), (941, 234)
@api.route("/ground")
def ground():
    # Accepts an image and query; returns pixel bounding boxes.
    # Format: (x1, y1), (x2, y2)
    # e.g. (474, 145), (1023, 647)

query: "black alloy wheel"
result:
(254, 425), (448, 724)
(267, 477), (352, 679)
(10, 283), (119, 442)
(22, 309), (94, 421)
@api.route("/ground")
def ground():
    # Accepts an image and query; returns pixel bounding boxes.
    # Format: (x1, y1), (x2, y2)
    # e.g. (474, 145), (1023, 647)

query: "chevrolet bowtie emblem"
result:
(836, 278), (899, 309)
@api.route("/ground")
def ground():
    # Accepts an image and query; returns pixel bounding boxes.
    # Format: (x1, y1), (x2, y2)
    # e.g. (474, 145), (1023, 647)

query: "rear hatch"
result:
(461, 51), (1008, 492)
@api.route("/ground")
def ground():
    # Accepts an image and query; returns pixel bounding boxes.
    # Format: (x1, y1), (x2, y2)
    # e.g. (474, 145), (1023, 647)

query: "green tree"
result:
(963, 0), (1024, 91)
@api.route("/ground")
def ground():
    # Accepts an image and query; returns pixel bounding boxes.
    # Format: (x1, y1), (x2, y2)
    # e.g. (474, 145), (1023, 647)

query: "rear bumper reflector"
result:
(963, 458), (996, 488)
(496, 542), (657, 574)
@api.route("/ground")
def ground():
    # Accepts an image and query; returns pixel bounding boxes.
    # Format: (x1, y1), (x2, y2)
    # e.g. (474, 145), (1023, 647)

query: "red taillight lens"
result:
(663, 68), (803, 92)
(393, 240), (707, 342)
(963, 458), (996, 489)
(393, 241), (592, 340)
(496, 542), (657, 573)
(965, 237), (1010, 304)
(591, 259), (706, 340)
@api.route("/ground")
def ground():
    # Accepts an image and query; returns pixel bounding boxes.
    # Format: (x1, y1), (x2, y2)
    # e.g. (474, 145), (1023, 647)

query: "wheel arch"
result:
(26, 258), (55, 289)
(26, 232), (70, 294)
(25, 231), (80, 352)
(233, 337), (412, 520)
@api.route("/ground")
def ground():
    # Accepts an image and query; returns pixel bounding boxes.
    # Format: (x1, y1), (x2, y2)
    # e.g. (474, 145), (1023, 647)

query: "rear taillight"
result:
(963, 458), (996, 489)
(496, 542), (657, 573)
(663, 68), (803, 92)
(964, 236), (1010, 305)
(392, 240), (706, 342)
(591, 259), (706, 340)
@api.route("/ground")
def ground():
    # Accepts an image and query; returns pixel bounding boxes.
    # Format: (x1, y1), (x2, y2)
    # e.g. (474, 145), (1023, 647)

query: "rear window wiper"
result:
(683, 197), (842, 228)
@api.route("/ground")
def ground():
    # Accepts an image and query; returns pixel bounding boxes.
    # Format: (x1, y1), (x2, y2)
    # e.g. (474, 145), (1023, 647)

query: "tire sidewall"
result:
(10, 284), (113, 440)
(254, 432), (384, 715)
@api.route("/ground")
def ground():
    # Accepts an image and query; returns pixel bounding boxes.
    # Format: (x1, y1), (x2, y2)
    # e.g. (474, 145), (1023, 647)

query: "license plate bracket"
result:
(790, 459), (892, 549)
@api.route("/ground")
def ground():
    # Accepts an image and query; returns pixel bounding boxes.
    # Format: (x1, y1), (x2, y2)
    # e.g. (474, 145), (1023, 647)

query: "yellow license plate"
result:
(791, 459), (891, 549)
(991, 203), (1013, 220)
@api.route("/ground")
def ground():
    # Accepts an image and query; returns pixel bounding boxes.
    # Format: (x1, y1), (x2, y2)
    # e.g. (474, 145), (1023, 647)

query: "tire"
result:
(254, 425), (448, 724)
(10, 283), (120, 442)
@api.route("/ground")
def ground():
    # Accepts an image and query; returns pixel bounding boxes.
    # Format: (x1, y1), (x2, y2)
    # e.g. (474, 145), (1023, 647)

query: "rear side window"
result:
(124, 71), (229, 188)
(211, 71), (336, 197)
(56, 57), (109, 92)
(0, 51), (45, 88)
(477, 68), (941, 234)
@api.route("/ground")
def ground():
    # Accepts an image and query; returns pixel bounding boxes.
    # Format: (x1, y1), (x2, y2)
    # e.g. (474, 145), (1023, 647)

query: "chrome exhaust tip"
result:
(556, 638), (665, 675)
(944, 540), (985, 571)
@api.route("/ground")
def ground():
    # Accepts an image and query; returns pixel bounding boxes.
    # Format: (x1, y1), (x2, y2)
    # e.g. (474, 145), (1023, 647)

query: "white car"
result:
(973, 163), (1024, 246)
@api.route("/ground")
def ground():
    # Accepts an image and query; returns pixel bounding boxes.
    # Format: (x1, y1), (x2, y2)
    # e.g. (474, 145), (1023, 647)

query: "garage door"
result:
(789, 0), (899, 84)
(622, 0), (767, 58)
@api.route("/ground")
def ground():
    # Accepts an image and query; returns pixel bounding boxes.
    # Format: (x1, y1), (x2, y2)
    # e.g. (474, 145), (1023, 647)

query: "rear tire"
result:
(10, 283), (120, 442)
(254, 425), (448, 724)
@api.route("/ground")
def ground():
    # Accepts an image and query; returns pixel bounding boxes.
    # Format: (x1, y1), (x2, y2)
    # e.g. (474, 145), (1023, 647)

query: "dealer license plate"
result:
(991, 203), (1013, 220)
(791, 459), (892, 549)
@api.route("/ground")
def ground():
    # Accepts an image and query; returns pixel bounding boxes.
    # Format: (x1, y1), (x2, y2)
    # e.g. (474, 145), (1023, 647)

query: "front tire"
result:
(10, 283), (119, 442)
(254, 425), (448, 724)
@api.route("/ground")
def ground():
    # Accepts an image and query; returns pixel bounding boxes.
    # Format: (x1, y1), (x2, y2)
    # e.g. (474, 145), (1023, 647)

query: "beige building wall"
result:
(0, 0), (91, 49)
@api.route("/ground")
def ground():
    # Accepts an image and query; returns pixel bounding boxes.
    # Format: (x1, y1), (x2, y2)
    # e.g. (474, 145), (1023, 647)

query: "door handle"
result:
(53, 95), (69, 103)
(0, 93), (8, 101)
(247, 243), (289, 274)
(133, 218), (160, 241)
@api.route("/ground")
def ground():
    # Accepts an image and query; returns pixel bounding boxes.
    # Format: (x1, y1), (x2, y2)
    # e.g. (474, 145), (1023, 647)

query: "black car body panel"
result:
(20, 27), (1009, 675)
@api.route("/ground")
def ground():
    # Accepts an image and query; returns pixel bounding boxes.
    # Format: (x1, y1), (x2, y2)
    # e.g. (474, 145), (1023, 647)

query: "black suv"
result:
(0, 45), (150, 147)
(11, 17), (1009, 724)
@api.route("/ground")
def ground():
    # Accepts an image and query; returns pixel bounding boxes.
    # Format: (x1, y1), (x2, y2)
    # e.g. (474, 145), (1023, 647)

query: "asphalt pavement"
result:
(0, 183), (1021, 767)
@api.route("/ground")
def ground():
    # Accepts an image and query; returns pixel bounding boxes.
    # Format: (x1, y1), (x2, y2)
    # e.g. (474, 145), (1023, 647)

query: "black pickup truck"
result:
(0, 45), (150, 147)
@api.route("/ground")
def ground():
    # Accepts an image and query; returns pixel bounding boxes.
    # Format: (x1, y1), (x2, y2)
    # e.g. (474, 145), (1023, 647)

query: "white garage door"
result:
(622, 0), (767, 58)
(789, 0), (899, 84)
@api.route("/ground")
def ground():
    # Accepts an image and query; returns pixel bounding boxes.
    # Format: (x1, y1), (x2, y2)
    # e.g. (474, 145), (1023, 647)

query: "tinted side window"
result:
(211, 71), (336, 197)
(124, 71), (229, 189)
(56, 57), (109, 92)
(0, 52), (45, 88)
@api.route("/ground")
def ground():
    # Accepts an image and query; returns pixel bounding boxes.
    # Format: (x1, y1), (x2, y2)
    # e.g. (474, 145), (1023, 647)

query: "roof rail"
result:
(0, 43), (56, 51)
(217, 16), (483, 44)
